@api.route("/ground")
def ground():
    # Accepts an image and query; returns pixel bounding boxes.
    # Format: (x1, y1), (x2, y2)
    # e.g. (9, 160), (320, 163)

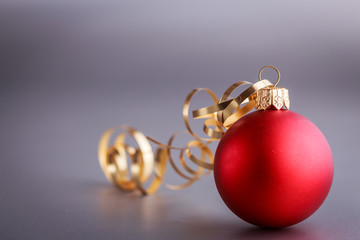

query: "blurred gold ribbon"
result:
(98, 67), (277, 195)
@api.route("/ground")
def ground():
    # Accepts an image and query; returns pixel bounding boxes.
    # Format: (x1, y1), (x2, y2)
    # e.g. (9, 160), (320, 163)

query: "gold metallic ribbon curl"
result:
(99, 67), (279, 195)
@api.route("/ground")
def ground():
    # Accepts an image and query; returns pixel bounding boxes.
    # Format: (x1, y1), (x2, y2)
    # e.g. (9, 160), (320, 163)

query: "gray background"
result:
(1, 0), (359, 239)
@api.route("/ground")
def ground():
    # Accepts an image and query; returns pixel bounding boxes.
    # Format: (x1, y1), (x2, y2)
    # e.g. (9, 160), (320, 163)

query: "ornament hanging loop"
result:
(258, 66), (280, 87)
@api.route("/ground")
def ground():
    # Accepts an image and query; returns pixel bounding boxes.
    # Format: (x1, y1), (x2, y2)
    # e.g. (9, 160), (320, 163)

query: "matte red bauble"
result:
(98, 66), (334, 228)
(214, 110), (333, 228)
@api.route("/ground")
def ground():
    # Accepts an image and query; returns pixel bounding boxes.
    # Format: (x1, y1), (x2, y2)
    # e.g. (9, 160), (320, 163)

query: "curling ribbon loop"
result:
(98, 67), (279, 195)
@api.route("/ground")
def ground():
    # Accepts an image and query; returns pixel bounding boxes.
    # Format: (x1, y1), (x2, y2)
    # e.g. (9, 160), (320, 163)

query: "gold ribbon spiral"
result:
(98, 66), (280, 195)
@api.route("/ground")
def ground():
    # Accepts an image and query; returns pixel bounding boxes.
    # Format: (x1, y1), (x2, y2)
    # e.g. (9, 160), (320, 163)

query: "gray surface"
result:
(1, 0), (360, 239)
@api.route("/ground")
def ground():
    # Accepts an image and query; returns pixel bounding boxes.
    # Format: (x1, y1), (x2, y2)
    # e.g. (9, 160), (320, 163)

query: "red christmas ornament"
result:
(99, 65), (333, 228)
(214, 109), (334, 228)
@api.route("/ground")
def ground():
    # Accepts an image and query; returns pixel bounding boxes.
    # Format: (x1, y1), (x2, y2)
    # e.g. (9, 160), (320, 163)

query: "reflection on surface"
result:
(92, 181), (338, 240)
(139, 194), (167, 230)
(237, 226), (309, 239)
(94, 182), (172, 230)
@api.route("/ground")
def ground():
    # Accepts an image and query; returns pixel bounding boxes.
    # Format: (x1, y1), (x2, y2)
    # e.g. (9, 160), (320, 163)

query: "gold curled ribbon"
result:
(98, 66), (280, 195)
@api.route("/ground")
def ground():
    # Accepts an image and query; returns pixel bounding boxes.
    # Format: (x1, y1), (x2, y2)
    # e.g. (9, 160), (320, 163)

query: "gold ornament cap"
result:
(254, 87), (290, 110)
(254, 66), (290, 110)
